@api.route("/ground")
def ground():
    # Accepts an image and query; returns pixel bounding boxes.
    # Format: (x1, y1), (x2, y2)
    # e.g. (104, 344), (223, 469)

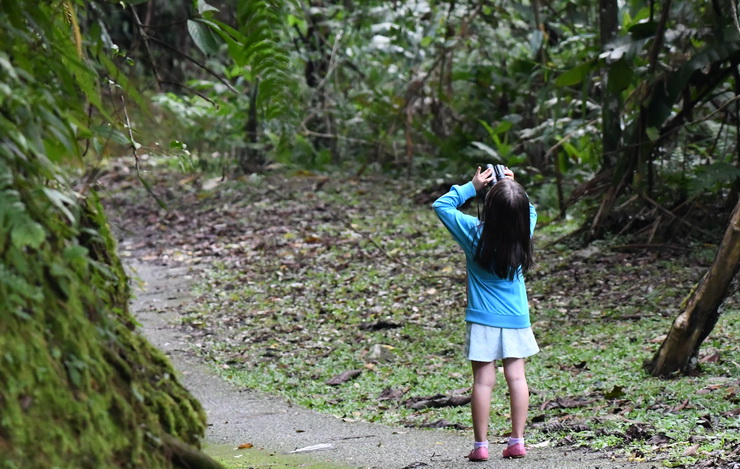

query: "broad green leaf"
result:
(561, 140), (582, 160)
(628, 20), (658, 40)
(92, 125), (131, 147)
(197, 0), (219, 15)
(648, 40), (740, 127)
(200, 19), (246, 66)
(606, 58), (634, 93)
(645, 127), (660, 142)
(42, 188), (77, 224)
(63, 245), (89, 272)
(188, 19), (221, 56)
(479, 120), (496, 141)
(493, 121), (513, 135)
(470, 141), (500, 160)
(556, 60), (596, 87)
(286, 13), (306, 32)
(0, 53), (19, 80)
(204, 18), (245, 41)
(11, 217), (46, 249)
(67, 57), (106, 119)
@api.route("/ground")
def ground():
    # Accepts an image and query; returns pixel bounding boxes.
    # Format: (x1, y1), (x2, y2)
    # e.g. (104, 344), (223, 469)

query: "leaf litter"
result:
(103, 164), (740, 468)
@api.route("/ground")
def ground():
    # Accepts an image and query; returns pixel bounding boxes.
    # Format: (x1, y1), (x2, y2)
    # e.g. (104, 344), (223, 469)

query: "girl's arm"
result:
(432, 181), (477, 251)
(432, 167), (491, 252)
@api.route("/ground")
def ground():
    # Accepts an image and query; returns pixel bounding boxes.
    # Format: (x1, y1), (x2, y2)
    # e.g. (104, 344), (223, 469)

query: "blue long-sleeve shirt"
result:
(432, 181), (537, 329)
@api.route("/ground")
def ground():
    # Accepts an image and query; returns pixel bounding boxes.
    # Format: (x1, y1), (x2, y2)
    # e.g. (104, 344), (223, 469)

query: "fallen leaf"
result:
(558, 361), (589, 373)
(671, 399), (692, 411)
(405, 394), (471, 410)
(604, 385), (625, 399)
(201, 177), (221, 191)
(647, 433), (672, 445)
(359, 320), (400, 331)
(378, 387), (405, 401)
(325, 369), (362, 386)
(237, 443), (253, 449)
(540, 396), (595, 410)
(650, 335), (667, 343)
(683, 444), (700, 456)
(416, 419), (466, 430)
(625, 423), (656, 442)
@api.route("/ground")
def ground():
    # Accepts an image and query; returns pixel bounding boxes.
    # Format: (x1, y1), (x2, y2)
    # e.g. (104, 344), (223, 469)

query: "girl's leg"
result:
(470, 360), (496, 442)
(502, 357), (528, 439)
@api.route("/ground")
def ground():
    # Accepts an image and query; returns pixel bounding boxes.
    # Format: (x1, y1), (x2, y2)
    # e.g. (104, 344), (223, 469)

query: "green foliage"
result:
(106, 0), (738, 220)
(189, 0), (297, 119)
(0, 1), (209, 467)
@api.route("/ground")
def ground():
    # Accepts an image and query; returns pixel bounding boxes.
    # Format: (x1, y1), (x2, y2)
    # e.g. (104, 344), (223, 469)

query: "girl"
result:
(432, 166), (538, 462)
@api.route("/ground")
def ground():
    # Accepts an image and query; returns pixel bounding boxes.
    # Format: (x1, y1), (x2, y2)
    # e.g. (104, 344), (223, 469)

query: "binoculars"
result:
(485, 164), (506, 187)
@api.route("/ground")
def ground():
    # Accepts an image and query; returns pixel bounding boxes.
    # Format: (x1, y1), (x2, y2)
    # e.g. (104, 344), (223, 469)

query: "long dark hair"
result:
(474, 179), (534, 280)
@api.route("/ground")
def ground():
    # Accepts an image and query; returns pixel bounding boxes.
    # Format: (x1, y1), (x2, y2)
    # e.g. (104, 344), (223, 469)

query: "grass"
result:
(106, 167), (740, 468)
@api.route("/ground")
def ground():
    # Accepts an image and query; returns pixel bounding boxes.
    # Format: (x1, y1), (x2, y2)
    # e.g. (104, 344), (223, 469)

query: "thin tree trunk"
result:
(239, 80), (261, 173)
(599, 0), (620, 169)
(588, 0), (621, 238)
(645, 199), (740, 377)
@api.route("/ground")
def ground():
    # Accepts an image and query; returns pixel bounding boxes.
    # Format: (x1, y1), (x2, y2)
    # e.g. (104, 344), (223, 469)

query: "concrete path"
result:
(128, 259), (658, 469)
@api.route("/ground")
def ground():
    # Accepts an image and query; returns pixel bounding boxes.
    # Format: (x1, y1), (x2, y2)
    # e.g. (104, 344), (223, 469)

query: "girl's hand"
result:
(504, 167), (515, 180)
(472, 166), (493, 192)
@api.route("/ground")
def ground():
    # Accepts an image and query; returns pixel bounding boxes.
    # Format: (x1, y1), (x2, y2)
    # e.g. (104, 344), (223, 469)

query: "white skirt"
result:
(464, 322), (539, 362)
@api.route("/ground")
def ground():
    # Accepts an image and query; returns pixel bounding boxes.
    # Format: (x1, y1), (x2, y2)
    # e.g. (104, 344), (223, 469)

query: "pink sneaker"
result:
(467, 446), (489, 461)
(502, 442), (526, 458)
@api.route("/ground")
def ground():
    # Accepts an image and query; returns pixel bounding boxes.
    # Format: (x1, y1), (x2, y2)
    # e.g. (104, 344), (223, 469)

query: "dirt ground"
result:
(126, 257), (660, 469)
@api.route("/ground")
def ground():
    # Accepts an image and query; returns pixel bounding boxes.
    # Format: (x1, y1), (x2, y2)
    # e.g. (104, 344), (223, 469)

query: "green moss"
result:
(0, 179), (208, 467)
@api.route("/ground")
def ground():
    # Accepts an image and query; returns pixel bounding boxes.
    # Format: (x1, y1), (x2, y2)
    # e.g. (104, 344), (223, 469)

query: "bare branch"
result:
(145, 35), (238, 94)
(130, 6), (163, 92)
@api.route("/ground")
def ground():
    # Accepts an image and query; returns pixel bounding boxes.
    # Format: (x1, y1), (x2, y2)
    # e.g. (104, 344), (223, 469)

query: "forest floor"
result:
(103, 160), (740, 469)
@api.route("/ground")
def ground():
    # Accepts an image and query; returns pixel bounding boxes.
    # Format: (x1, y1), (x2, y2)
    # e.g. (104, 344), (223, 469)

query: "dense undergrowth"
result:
(104, 162), (740, 468)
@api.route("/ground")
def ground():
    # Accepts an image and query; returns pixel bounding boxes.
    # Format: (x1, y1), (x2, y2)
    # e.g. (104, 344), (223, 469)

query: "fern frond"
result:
(235, 0), (297, 119)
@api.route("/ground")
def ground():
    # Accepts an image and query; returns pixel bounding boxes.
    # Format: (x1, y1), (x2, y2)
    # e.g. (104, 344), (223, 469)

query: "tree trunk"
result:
(599, 0), (621, 170)
(588, 0), (624, 239)
(645, 199), (740, 377)
(238, 80), (262, 173)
